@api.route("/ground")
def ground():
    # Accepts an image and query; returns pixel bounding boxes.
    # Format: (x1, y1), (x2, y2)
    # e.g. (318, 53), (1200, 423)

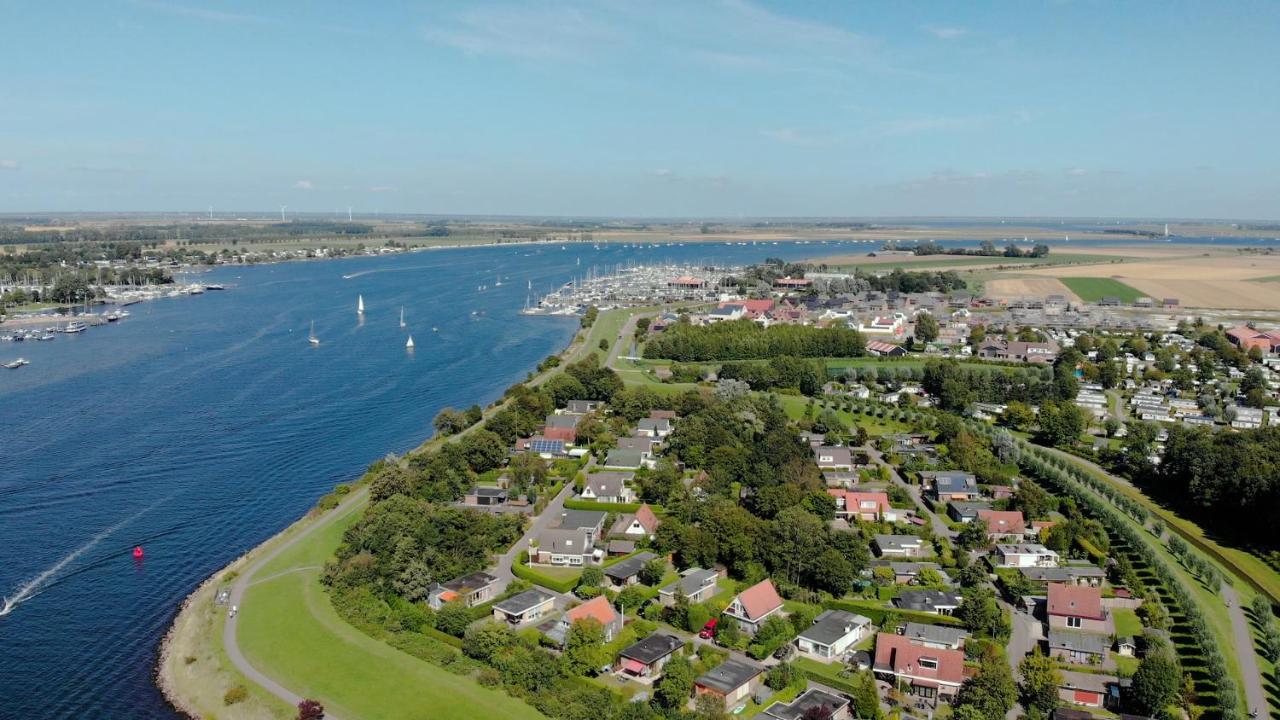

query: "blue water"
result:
(0, 240), (861, 719)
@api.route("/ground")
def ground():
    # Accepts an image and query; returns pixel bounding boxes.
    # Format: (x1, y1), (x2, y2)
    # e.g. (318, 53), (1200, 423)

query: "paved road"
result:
(1222, 583), (1270, 719)
(490, 480), (576, 587)
(865, 445), (955, 540)
(222, 487), (369, 720)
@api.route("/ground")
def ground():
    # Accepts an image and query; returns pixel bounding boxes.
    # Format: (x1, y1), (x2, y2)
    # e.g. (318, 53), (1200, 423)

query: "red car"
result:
(698, 618), (718, 639)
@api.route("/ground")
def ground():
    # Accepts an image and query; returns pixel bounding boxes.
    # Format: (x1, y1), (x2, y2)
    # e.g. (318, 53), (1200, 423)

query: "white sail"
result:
(406, 335), (415, 349)
(357, 295), (365, 314)
(309, 320), (319, 345)
(400, 307), (405, 328)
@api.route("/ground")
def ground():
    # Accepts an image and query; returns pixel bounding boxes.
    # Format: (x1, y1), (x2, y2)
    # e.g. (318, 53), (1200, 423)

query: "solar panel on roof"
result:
(530, 439), (564, 453)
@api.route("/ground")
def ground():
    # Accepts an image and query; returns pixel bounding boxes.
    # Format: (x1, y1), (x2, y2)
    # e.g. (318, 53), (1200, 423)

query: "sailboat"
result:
(400, 307), (406, 328)
(357, 295), (365, 315)
(494, 276), (502, 287)
(406, 335), (415, 350)
(309, 320), (320, 345)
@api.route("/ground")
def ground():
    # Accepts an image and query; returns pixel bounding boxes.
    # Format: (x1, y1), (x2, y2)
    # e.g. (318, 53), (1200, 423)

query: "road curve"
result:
(222, 487), (370, 720)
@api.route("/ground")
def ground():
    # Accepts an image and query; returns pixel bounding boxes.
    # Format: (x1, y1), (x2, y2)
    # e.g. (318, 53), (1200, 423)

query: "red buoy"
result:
(133, 546), (144, 559)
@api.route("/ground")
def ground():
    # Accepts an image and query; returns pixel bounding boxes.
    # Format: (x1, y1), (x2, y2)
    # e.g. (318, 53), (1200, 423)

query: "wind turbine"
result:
(280, 205), (287, 222)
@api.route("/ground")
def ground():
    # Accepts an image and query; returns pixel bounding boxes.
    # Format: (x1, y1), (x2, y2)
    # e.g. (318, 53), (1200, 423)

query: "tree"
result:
(1037, 400), (1087, 447)
(1000, 401), (1036, 431)
(914, 313), (940, 342)
(579, 565), (604, 589)
(1130, 652), (1181, 714)
(957, 520), (990, 550)
(564, 618), (610, 675)
(460, 429), (506, 472)
(297, 700), (325, 720)
(655, 653), (695, 708)
(639, 557), (667, 586)
(436, 601), (474, 637)
(957, 584), (1004, 639)
(463, 622), (517, 662)
(694, 693), (729, 720)
(955, 648), (1017, 718)
(1012, 480), (1051, 520)
(1018, 650), (1062, 714)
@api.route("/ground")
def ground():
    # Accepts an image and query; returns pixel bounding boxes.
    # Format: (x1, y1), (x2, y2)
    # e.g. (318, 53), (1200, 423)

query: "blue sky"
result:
(1, 1), (1278, 218)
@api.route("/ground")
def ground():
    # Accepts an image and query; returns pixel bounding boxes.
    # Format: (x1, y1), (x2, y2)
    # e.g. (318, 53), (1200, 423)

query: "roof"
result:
(615, 436), (654, 451)
(978, 510), (1026, 535)
(814, 445), (853, 465)
(555, 509), (606, 531)
(603, 552), (658, 581)
(734, 579), (784, 620)
(582, 472), (631, 498)
(997, 543), (1056, 556)
(925, 471), (978, 493)
(894, 590), (962, 612)
(829, 489), (890, 513)
(762, 688), (849, 720)
(948, 501), (990, 517)
(695, 659), (764, 693)
(637, 417), (671, 431)
(604, 449), (644, 467)
(875, 534), (925, 552)
(797, 610), (871, 647)
(1048, 583), (1105, 620)
(536, 528), (591, 555)
(620, 633), (684, 664)
(564, 595), (619, 627)
(443, 571), (499, 593)
(1022, 566), (1104, 582)
(1048, 630), (1109, 655)
(873, 632), (964, 686)
(545, 414), (581, 429)
(634, 504), (660, 532)
(901, 622), (968, 647)
(528, 438), (565, 454)
(471, 487), (508, 498)
(494, 589), (555, 615)
(608, 539), (636, 554)
(660, 568), (719, 597)
(543, 426), (577, 442)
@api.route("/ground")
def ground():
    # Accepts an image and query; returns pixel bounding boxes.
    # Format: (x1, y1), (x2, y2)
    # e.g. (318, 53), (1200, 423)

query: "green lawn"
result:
(237, 500), (544, 720)
(1058, 277), (1145, 303)
(1113, 608), (1143, 638)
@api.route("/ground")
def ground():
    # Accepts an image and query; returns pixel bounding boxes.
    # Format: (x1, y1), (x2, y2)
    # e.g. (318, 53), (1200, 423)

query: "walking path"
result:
(1222, 583), (1269, 718)
(222, 487), (369, 720)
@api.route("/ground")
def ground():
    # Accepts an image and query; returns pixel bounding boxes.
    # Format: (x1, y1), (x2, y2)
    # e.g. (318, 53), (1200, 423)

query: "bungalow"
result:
(1048, 583), (1111, 634)
(884, 561), (950, 586)
(565, 400), (602, 414)
(899, 622), (967, 651)
(532, 528), (597, 566)
(547, 595), (622, 645)
(427, 571), (502, 610)
(1048, 629), (1109, 664)
(922, 471), (980, 503)
(814, 445), (855, 472)
(977, 338), (1060, 364)
(799, 431), (826, 447)
(617, 633), (684, 681)
(659, 568), (720, 606)
(580, 472), (635, 503)
(694, 659), (766, 712)
(978, 510), (1027, 541)
(946, 501), (991, 524)
(602, 552), (658, 588)
(636, 417), (672, 438)
(1021, 565), (1106, 588)
(543, 425), (578, 443)
(616, 436), (656, 455)
(492, 589), (556, 625)
(872, 632), (965, 705)
(828, 489), (896, 522)
(1057, 670), (1120, 709)
(463, 486), (510, 507)
(552, 510), (607, 544)
(894, 590), (962, 615)
(545, 414), (582, 431)
(603, 448), (648, 469)
(608, 503), (661, 539)
(524, 436), (567, 458)
(649, 409), (679, 421)
(874, 534), (927, 558)
(762, 687), (851, 720)
(795, 610), (873, 661)
(724, 579), (785, 635)
(993, 544), (1060, 569)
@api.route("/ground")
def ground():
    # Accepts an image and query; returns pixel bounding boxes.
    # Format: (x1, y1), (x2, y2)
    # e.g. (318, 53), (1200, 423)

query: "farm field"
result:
(981, 277), (1081, 302)
(1058, 277), (1145, 303)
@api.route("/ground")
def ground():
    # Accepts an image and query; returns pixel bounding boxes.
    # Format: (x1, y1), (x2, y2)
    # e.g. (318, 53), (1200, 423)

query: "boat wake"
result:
(0, 498), (168, 617)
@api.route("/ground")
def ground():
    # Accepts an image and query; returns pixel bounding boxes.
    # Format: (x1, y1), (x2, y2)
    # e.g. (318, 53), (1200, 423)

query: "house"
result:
(922, 471), (980, 502)
(881, 561), (949, 586)
(874, 534), (927, 558)
(872, 632), (965, 705)
(794, 610), (873, 661)
(609, 504), (661, 539)
(1226, 325), (1280, 354)
(565, 400), (602, 414)
(524, 436), (567, 458)
(1048, 584), (1111, 634)
(1021, 565), (1106, 588)
(978, 510), (1027, 541)
(608, 539), (636, 556)
(617, 633), (684, 681)
(724, 579), (785, 635)
(1057, 670), (1120, 709)
(762, 687), (852, 720)
(602, 552), (658, 588)
(532, 528), (597, 566)
(603, 449), (647, 469)
(659, 568), (719, 606)
(946, 501), (991, 524)
(894, 590), (962, 615)
(616, 436), (656, 454)
(977, 338), (1060, 364)
(552, 510), (607, 544)
(899, 622), (967, 650)
(463, 487), (510, 507)
(814, 445), (854, 472)
(492, 589), (556, 625)
(1048, 630), (1109, 664)
(649, 409), (679, 421)
(828, 489), (896, 522)
(547, 595), (622, 645)
(580, 472), (635, 503)
(636, 417), (672, 438)
(993, 544), (1060, 569)
(426, 571), (502, 610)
(866, 340), (906, 357)
(694, 659), (766, 712)
(543, 425), (578, 443)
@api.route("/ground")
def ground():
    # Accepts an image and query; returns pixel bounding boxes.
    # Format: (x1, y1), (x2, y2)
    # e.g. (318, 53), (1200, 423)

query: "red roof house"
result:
(872, 632), (964, 701)
(828, 489), (893, 522)
(723, 579), (784, 634)
(1047, 583), (1110, 634)
(977, 510), (1026, 539)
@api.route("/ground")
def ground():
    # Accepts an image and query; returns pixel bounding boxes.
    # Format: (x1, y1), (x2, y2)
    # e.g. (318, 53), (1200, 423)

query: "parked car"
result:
(698, 618), (718, 639)
(772, 644), (795, 661)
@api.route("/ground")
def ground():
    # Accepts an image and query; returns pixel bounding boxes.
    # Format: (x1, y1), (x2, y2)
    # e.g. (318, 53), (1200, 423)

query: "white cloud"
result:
(0, 159), (19, 170)
(293, 180), (313, 189)
(923, 25), (968, 40)
(1067, 167), (1089, 177)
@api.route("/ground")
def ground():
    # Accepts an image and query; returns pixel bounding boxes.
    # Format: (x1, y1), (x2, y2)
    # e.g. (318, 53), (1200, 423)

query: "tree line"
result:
(643, 318), (867, 362)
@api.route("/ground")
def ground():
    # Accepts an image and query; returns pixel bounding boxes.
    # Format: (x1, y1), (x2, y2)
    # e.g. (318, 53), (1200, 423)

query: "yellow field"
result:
(983, 277), (1081, 302)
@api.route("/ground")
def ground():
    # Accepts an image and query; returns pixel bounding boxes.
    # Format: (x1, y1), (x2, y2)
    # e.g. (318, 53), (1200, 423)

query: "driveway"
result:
(489, 480), (576, 587)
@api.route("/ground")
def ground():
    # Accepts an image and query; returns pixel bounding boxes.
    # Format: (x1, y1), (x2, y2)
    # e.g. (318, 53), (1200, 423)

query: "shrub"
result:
(223, 686), (248, 705)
